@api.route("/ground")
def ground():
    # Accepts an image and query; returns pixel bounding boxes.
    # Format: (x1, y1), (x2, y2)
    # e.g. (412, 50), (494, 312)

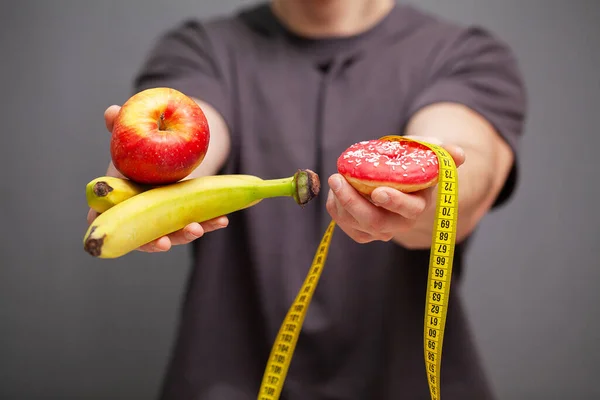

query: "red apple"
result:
(110, 87), (210, 185)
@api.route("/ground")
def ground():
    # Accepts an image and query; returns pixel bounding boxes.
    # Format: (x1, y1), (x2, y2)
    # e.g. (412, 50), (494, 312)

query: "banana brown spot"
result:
(84, 226), (105, 257)
(93, 182), (113, 197)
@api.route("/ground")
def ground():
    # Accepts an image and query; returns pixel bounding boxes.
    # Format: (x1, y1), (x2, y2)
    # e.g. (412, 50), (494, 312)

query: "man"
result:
(88, 0), (526, 398)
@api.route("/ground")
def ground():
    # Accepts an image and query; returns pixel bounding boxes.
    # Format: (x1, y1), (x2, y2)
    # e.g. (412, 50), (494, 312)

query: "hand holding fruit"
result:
(326, 137), (465, 244)
(84, 88), (320, 259)
(86, 91), (228, 253)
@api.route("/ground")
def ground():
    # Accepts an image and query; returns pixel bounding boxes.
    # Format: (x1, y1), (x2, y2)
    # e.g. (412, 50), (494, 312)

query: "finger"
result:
(137, 236), (171, 253)
(136, 216), (230, 252)
(403, 135), (465, 167)
(329, 174), (405, 234)
(403, 135), (443, 146)
(201, 216), (229, 233)
(440, 143), (465, 167)
(104, 105), (121, 133)
(335, 223), (377, 244)
(328, 184), (402, 238)
(328, 174), (377, 225)
(338, 222), (395, 244)
(325, 189), (359, 226)
(168, 223), (205, 246)
(327, 182), (416, 241)
(163, 217), (229, 247)
(106, 161), (128, 179)
(87, 208), (99, 225)
(370, 187), (429, 220)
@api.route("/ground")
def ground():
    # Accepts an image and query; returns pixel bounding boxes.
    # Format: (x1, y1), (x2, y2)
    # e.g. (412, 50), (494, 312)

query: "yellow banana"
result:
(86, 175), (268, 213)
(83, 169), (320, 259)
(86, 177), (149, 213)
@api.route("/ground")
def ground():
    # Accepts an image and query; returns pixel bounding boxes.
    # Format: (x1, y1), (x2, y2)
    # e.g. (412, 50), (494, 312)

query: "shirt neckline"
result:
(238, 2), (411, 60)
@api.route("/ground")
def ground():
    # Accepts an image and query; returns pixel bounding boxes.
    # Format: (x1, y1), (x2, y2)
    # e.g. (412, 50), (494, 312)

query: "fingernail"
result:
(372, 190), (389, 204)
(457, 146), (465, 158)
(330, 176), (342, 192)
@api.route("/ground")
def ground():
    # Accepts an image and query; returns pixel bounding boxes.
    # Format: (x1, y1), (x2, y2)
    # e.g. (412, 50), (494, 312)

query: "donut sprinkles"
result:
(337, 139), (439, 195)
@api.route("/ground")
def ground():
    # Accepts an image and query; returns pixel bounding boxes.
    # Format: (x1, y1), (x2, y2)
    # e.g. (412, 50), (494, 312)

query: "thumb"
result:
(87, 208), (99, 225)
(104, 105), (121, 133)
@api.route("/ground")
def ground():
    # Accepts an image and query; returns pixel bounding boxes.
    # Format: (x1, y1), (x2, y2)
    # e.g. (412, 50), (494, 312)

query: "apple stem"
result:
(158, 113), (167, 131)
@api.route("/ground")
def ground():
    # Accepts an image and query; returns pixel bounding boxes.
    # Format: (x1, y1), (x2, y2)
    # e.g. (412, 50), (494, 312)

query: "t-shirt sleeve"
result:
(133, 20), (234, 132)
(406, 26), (527, 208)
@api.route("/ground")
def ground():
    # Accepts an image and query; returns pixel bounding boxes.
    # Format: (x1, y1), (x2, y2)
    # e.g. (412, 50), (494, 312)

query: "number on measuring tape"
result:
(422, 140), (458, 400)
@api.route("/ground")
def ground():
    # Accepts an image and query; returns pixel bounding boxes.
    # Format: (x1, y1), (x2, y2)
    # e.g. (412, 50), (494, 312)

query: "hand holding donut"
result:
(326, 136), (465, 244)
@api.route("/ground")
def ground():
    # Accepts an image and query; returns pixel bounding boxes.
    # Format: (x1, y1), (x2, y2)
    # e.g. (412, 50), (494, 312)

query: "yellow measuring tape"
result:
(258, 136), (458, 400)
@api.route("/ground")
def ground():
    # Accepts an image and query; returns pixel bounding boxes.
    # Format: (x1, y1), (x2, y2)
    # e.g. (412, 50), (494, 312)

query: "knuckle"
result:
(181, 237), (194, 245)
(181, 231), (197, 243)
(379, 233), (394, 242)
(354, 231), (373, 244)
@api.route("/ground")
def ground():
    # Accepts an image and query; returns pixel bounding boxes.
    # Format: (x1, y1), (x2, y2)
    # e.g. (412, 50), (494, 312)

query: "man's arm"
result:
(185, 98), (231, 179)
(390, 102), (515, 249)
(326, 26), (525, 247)
(325, 104), (515, 248)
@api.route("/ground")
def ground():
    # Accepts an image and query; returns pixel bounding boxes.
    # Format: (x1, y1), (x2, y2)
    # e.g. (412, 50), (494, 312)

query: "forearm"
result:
(392, 103), (514, 249)
(392, 144), (500, 249)
(185, 98), (231, 179)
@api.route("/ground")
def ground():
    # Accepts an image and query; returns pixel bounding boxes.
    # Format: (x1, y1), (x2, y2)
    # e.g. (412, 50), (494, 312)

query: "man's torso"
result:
(140, 4), (500, 399)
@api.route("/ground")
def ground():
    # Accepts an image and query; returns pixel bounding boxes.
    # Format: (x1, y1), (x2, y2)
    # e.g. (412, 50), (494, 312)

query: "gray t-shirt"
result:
(134, 3), (526, 399)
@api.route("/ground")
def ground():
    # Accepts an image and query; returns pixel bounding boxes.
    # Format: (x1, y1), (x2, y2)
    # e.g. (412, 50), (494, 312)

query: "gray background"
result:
(1, 0), (598, 399)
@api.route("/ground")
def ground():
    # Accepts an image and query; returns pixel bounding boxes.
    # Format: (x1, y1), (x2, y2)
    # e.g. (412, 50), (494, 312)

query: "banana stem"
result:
(251, 169), (320, 206)
(252, 176), (294, 196)
(293, 169), (320, 205)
